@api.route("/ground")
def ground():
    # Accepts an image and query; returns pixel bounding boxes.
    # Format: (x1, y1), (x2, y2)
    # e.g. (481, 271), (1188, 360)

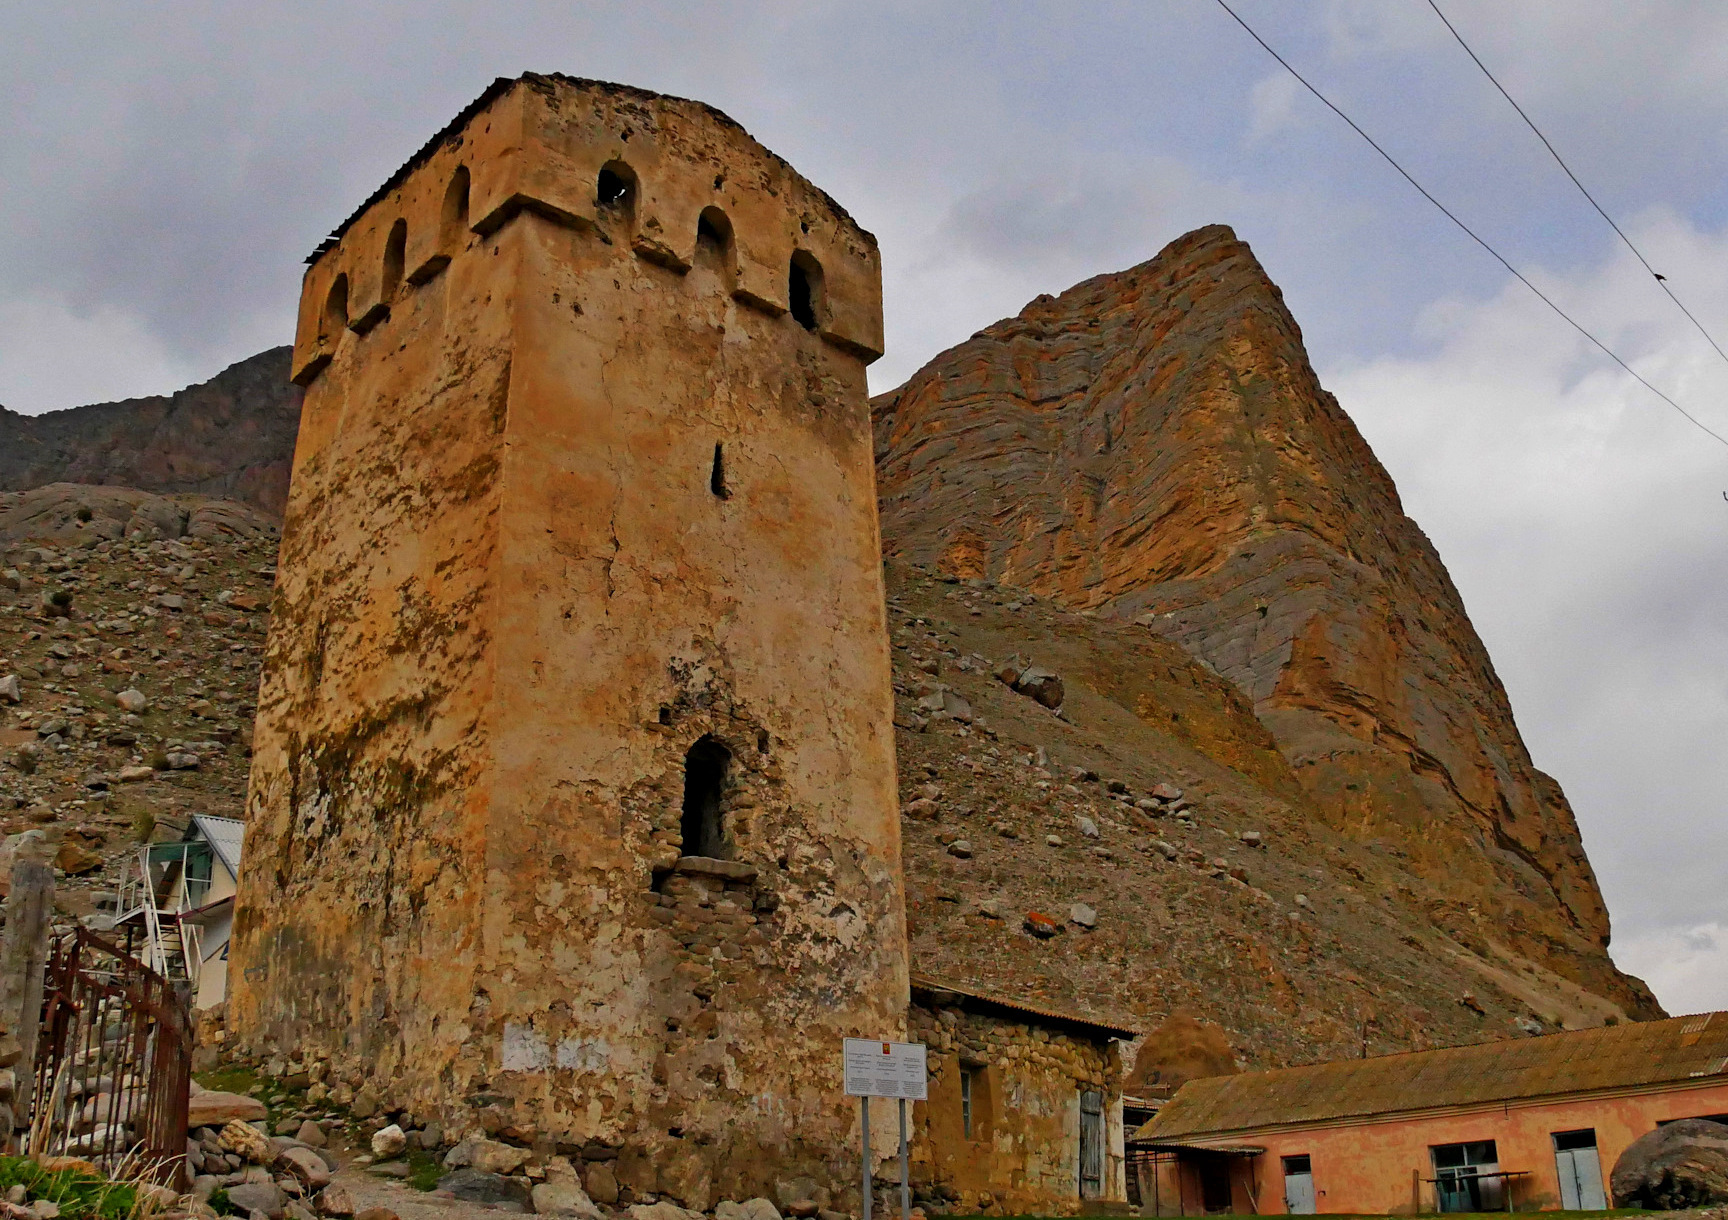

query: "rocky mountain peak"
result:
(875, 225), (1656, 1019)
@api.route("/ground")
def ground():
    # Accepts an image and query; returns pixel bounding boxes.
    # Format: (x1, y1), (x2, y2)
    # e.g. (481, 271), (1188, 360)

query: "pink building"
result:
(1134, 1012), (1728, 1214)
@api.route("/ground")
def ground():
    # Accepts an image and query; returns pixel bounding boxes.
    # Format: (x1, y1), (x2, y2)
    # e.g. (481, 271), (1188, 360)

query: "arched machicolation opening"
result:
(441, 167), (470, 250)
(695, 206), (735, 281)
(680, 735), (731, 860)
(789, 251), (824, 331)
(381, 219), (407, 301)
(323, 274), (349, 339)
(597, 161), (637, 213)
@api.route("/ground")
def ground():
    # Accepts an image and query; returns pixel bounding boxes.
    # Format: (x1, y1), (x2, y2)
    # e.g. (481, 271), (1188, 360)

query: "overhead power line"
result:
(1212, 0), (1728, 452)
(1426, 0), (1728, 371)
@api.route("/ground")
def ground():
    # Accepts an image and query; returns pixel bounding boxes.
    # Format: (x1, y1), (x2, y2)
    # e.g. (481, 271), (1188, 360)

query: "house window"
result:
(1553, 1130), (1605, 1210)
(1432, 1140), (1501, 1213)
(184, 842), (214, 907)
(680, 736), (731, 859)
(960, 1067), (975, 1138)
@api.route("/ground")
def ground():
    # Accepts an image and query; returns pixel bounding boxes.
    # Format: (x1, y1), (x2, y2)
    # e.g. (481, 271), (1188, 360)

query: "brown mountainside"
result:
(873, 224), (1657, 1023)
(0, 347), (300, 516)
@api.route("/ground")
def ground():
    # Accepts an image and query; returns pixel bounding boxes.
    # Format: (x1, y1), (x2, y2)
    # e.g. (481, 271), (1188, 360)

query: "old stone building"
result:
(909, 977), (1132, 1213)
(229, 74), (904, 1208)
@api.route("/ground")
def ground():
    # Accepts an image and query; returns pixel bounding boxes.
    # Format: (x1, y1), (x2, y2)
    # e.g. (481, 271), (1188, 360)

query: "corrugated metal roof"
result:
(910, 973), (1140, 1041)
(190, 815), (246, 879)
(1145, 1012), (1728, 1140)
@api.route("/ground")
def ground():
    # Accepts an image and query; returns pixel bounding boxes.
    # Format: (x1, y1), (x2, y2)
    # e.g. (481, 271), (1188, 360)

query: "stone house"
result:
(908, 976), (1134, 1214)
(1135, 1011), (1728, 1214)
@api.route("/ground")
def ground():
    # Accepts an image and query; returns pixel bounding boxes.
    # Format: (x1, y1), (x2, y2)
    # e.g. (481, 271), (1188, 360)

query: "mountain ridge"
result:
(0, 347), (299, 515)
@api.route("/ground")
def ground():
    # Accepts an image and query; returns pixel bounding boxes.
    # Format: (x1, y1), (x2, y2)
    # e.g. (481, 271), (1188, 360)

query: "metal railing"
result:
(115, 844), (204, 991)
(29, 927), (192, 1185)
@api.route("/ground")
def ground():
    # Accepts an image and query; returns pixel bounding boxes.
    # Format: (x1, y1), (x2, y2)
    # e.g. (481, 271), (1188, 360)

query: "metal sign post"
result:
(844, 1038), (928, 1220)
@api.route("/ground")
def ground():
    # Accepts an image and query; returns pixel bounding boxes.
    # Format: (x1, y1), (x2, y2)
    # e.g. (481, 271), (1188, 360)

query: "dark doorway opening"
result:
(681, 736), (731, 859)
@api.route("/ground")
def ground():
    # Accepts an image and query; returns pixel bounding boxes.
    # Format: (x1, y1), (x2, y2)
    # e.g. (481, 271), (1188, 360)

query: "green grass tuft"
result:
(0, 1156), (138, 1220)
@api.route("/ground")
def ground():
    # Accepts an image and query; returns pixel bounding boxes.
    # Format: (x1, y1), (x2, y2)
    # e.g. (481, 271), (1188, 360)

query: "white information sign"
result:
(843, 1038), (927, 1100)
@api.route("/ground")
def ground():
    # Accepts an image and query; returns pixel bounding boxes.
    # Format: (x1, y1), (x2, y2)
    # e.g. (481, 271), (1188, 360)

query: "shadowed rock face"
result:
(0, 348), (300, 515)
(873, 224), (1658, 1016)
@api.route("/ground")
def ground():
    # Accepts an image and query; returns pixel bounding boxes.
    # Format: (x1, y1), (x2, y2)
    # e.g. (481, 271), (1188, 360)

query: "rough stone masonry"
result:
(228, 74), (907, 1210)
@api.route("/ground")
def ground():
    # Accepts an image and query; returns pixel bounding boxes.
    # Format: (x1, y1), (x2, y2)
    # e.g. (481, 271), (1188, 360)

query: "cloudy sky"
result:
(4, 1), (1725, 1012)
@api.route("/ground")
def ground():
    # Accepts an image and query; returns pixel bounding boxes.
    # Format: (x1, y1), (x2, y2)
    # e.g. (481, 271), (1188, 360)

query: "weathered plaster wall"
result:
(1152, 1079), (1728, 1215)
(908, 1001), (1126, 1215)
(231, 74), (904, 1207)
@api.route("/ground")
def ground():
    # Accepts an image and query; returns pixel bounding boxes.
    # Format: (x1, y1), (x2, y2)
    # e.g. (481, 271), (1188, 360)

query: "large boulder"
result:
(1610, 1118), (1728, 1209)
(187, 1086), (267, 1129)
(437, 1169), (531, 1207)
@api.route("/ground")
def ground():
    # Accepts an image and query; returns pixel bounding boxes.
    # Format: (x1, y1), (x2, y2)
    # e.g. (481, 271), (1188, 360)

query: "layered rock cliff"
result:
(0, 347), (300, 515)
(873, 224), (1657, 1018)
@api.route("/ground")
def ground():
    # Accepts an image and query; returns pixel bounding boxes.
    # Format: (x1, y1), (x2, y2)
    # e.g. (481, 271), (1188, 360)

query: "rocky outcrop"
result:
(874, 225), (1658, 1019)
(0, 348), (299, 516)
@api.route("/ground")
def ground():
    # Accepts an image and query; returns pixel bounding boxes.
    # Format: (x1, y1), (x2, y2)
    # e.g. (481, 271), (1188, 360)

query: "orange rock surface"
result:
(873, 224), (1655, 1016)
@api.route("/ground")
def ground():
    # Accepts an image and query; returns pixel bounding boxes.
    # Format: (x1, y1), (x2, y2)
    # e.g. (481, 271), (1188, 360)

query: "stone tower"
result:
(229, 74), (906, 1206)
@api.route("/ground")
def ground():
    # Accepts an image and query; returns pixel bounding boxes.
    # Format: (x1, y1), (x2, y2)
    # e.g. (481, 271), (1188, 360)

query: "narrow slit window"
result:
(680, 736), (731, 859)
(960, 1067), (975, 1139)
(710, 443), (730, 499)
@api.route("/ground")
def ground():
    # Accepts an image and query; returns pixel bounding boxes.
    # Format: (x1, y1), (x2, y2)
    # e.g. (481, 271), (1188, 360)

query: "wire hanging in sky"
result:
(1426, 0), (1728, 372)
(1211, 0), (1728, 452)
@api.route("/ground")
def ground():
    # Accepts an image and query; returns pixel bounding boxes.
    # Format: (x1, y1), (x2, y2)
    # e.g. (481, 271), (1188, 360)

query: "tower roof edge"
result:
(307, 72), (877, 267)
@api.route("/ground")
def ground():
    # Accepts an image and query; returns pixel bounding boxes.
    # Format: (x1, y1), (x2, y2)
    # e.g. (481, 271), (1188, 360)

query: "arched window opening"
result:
(323, 274), (349, 339)
(680, 736), (731, 860)
(695, 206), (735, 280)
(596, 161), (637, 212)
(441, 166), (470, 251)
(381, 219), (407, 301)
(789, 251), (823, 331)
(710, 442), (730, 500)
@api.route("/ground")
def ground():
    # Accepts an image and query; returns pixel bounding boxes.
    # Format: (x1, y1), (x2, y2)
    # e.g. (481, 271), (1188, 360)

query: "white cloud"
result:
(1326, 213), (1728, 1014)
(1612, 923), (1728, 1016)
(1247, 73), (1302, 143)
(0, 298), (205, 414)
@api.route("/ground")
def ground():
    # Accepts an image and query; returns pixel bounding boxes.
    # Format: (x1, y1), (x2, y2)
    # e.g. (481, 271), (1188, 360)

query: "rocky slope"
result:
(0, 495), (1644, 1073)
(873, 224), (1658, 1026)
(0, 485), (278, 920)
(0, 348), (300, 515)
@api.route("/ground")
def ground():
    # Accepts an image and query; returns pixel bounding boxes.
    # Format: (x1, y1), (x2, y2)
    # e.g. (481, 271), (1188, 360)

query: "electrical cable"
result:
(1427, 0), (1728, 371)
(1212, 0), (1728, 451)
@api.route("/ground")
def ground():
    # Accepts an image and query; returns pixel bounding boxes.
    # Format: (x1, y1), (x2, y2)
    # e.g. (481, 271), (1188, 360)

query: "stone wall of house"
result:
(229, 73), (905, 1210)
(907, 998), (1125, 1215)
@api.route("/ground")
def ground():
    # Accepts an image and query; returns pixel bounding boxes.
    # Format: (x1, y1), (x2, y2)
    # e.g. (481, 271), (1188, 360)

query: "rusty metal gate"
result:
(29, 927), (191, 1184)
